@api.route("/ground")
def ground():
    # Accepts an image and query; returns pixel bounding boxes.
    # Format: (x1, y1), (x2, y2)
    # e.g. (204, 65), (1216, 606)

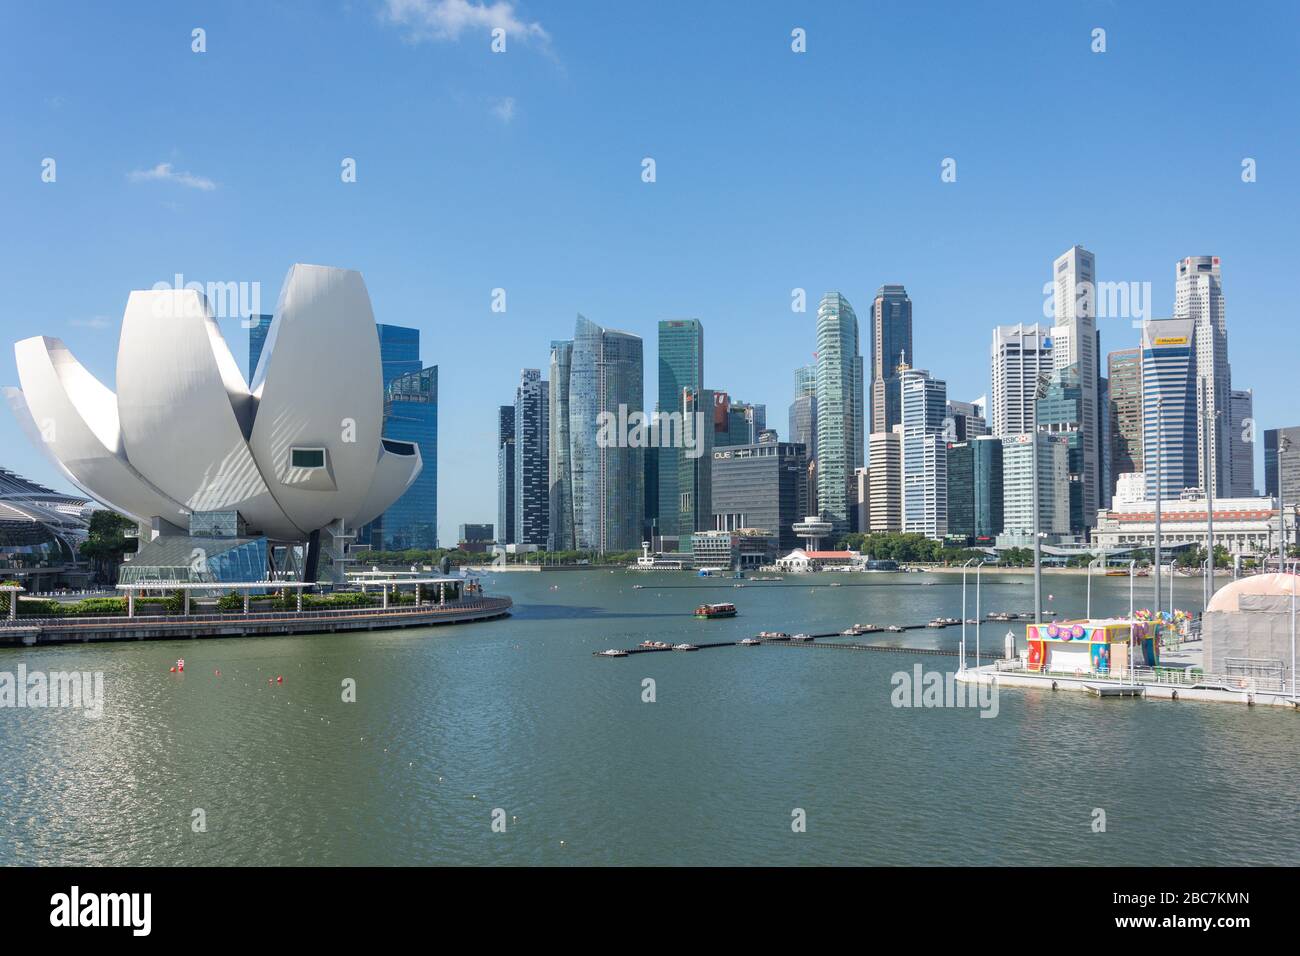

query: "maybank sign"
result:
(1153, 336), (1188, 346)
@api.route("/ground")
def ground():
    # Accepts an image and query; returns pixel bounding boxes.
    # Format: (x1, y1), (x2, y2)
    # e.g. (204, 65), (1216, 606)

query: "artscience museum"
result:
(9, 264), (423, 584)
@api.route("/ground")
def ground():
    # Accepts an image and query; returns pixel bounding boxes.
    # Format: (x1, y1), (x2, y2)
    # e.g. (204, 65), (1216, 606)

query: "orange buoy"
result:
(276, 675), (283, 684)
(169, 666), (176, 673)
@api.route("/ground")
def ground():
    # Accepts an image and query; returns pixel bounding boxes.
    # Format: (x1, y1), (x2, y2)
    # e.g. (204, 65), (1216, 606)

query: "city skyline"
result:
(4, 1), (1298, 542)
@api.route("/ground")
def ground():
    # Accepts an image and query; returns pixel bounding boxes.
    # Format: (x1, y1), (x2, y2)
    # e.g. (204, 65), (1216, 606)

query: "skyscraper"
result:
(376, 366), (438, 550)
(1036, 363), (1087, 534)
(497, 405), (516, 544)
(548, 340), (574, 552)
(1175, 256), (1232, 497)
(678, 387), (714, 538)
(656, 319), (704, 539)
(362, 323), (436, 550)
(815, 292), (864, 535)
(947, 436), (1003, 542)
(711, 440), (808, 552)
(1141, 318), (1198, 500)
(865, 429), (902, 532)
(1107, 347), (1143, 497)
(1265, 427), (1300, 505)
(946, 399), (987, 442)
(514, 369), (549, 547)
(789, 364), (817, 462)
(376, 324), (422, 390)
(247, 314), (272, 382)
(1229, 388), (1254, 496)
(869, 285), (913, 436)
(900, 367), (947, 539)
(569, 315), (644, 553)
(1050, 245), (1100, 528)
(990, 323), (1053, 438)
(1000, 433), (1069, 540)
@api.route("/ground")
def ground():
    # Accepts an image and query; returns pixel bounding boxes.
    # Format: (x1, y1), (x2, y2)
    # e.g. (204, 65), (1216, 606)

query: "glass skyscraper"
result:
(247, 314), (273, 383)
(900, 366), (947, 539)
(497, 405), (516, 544)
(548, 340), (574, 552)
(677, 387), (714, 538)
(815, 292), (864, 536)
(514, 369), (549, 546)
(568, 315), (645, 553)
(947, 437), (1003, 543)
(375, 366), (438, 550)
(869, 285), (912, 437)
(1141, 318), (1198, 500)
(360, 323), (437, 549)
(1036, 363), (1086, 534)
(656, 319), (703, 539)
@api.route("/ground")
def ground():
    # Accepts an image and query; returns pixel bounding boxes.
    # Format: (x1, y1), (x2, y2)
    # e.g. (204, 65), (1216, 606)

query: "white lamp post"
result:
(1128, 558), (1136, 618)
(960, 557), (976, 672)
(1086, 556), (1101, 620)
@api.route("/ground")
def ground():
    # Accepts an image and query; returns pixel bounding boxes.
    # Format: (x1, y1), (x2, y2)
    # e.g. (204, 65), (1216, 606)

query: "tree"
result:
(79, 510), (138, 585)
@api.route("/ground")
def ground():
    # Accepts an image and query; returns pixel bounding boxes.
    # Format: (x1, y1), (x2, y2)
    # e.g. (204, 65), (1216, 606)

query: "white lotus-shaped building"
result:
(9, 264), (421, 575)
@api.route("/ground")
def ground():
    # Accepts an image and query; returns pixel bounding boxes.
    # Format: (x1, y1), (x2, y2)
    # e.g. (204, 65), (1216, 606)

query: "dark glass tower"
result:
(377, 366), (438, 550)
(869, 285), (913, 436)
(656, 319), (703, 539)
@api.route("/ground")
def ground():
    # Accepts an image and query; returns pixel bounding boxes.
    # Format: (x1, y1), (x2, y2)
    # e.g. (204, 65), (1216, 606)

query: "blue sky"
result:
(3, 0), (1298, 543)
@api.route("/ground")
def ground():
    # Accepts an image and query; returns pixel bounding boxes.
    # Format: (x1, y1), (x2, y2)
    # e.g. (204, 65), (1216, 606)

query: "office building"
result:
(947, 436), (1003, 543)
(656, 319), (704, 539)
(247, 314), (272, 382)
(1094, 493), (1295, 558)
(868, 284), (913, 436)
(548, 340), (575, 552)
(999, 433), (1069, 544)
(514, 369), (549, 547)
(569, 315), (644, 553)
(991, 323), (1053, 438)
(815, 292), (865, 535)
(1050, 245), (1100, 529)
(946, 398), (987, 442)
(1229, 388), (1254, 497)
(1107, 347), (1143, 497)
(900, 367), (947, 539)
(372, 365), (438, 550)
(865, 429), (903, 532)
(1174, 256), (1233, 498)
(1036, 363), (1087, 534)
(678, 387), (715, 538)
(497, 405), (516, 544)
(1264, 427), (1300, 506)
(1141, 318), (1198, 500)
(711, 438), (808, 552)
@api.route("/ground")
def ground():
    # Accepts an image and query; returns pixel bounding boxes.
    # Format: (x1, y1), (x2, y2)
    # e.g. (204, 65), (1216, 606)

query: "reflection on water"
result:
(0, 570), (1296, 865)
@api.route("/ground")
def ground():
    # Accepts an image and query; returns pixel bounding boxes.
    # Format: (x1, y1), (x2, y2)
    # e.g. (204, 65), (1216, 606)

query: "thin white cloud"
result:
(69, 316), (112, 330)
(492, 96), (516, 123)
(383, 0), (549, 46)
(128, 162), (217, 191)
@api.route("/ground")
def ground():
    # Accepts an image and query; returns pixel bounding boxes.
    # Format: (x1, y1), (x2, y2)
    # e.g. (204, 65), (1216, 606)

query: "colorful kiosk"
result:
(1025, 619), (1159, 676)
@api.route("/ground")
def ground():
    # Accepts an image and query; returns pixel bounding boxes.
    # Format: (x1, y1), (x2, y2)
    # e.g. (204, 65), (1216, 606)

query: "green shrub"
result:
(17, 598), (63, 617)
(216, 591), (244, 611)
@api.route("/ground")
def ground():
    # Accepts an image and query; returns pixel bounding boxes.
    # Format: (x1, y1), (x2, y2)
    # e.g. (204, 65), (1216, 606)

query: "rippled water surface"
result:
(1, 570), (1296, 865)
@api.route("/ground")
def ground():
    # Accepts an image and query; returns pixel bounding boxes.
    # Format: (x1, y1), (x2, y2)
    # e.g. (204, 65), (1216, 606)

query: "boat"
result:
(695, 602), (737, 619)
(597, 649), (628, 658)
(639, 640), (671, 650)
(632, 584), (644, 589)
(828, 582), (842, 587)
(791, 633), (813, 641)
(927, 618), (948, 628)
(758, 631), (790, 641)
(672, 643), (699, 652)
(856, 623), (882, 633)
(738, 638), (761, 646)
(886, 625), (905, 632)
(1105, 570), (1127, 577)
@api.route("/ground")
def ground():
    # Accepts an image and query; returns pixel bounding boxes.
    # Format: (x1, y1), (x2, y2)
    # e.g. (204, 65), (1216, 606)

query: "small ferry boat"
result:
(672, 642), (699, 652)
(758, 631), (790, 641)
(639, 640), (672, 650)
(791, 633), (814, 642)
(855, 623), (882, 634)
(738, 637), (761, 646)
(597, 648), (628, 658)
(886, 624), (905, 633)
(695, 602), (737, 619)
(927, 618), (948, 628)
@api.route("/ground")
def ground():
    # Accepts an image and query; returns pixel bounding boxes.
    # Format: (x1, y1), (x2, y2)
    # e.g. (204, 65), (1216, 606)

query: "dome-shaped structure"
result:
(1205, 573), (1300, 613)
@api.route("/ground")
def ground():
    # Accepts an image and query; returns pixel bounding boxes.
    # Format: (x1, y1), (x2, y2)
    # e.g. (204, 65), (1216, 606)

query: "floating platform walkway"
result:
(0, 597), (512, 647)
